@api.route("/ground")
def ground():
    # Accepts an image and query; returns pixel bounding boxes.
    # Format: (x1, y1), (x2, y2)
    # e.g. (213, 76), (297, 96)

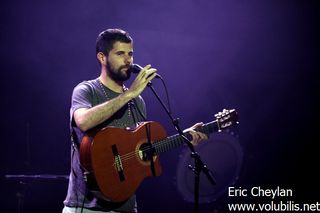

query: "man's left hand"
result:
(184, 122), (208, 146)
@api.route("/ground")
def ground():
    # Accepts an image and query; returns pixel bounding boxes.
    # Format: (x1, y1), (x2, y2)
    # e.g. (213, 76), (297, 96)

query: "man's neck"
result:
(99, 70), (124, 93)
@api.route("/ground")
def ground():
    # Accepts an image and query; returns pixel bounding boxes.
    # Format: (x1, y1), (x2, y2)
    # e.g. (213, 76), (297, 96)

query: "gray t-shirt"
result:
(63, 78), (146, 212)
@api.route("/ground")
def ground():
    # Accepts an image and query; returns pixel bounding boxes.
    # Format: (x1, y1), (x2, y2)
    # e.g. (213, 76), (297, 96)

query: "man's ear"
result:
(97, 52), (107, 65)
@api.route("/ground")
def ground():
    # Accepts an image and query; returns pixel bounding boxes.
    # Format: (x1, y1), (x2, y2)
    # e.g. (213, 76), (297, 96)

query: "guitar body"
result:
(80, 121), (167, 202)
(79, 109), (239, 203)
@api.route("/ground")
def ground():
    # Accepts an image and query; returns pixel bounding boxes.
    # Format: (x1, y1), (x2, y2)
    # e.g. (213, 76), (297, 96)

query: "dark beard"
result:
(107, 63), (131, 82)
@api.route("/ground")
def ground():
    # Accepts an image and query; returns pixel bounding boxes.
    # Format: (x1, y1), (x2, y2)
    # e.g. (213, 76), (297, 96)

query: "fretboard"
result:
(152, 120), (219, 155)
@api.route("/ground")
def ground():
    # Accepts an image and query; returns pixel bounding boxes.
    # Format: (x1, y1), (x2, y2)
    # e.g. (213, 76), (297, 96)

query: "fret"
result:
(151, 108), (238, 156)
(153, 120), (218, 155)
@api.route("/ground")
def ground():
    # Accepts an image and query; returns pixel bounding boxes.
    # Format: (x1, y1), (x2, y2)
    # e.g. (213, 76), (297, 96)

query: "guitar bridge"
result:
(114, 155), (123, 171)
(112, 144), (125, 182)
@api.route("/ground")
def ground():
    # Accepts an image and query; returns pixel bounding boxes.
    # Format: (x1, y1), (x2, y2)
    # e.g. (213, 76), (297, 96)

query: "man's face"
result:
(106, 41), (133, 82)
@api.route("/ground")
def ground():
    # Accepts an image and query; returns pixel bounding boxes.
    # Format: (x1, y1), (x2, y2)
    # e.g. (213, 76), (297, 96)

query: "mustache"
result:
(119, 65), (131, 70)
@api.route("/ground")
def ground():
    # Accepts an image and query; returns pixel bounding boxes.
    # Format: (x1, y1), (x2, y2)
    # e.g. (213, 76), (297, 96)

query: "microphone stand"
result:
(147, 81), (216, 213)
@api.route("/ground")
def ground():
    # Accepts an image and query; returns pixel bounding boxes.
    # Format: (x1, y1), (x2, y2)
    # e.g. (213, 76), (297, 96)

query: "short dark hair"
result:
(95, 28), (133, 56)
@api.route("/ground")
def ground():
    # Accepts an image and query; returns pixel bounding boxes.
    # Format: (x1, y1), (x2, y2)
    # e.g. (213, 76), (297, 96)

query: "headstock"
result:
(215, 109), (239, 131)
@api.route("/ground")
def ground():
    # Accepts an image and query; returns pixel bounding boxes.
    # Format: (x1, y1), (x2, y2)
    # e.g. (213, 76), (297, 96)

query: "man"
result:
(62, 28), (207, 213)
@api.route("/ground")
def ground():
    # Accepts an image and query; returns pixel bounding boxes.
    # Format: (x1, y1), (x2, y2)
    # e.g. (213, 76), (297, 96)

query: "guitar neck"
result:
(152, 120), (219, 155)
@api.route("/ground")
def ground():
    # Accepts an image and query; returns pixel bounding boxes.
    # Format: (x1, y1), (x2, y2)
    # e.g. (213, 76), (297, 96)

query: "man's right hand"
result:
(127, 64), (158, 99)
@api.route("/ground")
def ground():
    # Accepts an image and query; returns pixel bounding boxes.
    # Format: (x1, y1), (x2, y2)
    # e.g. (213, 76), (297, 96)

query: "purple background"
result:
(1, 0), (318, 212)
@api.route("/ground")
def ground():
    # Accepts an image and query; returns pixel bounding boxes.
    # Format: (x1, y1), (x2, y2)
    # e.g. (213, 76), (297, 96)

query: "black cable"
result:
(158, 75), (172, 114)
(79, 176), (89, 213)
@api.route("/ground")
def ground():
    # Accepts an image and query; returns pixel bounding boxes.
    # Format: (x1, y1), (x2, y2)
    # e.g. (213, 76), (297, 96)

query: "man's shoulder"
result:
(74, 78), (99, 90)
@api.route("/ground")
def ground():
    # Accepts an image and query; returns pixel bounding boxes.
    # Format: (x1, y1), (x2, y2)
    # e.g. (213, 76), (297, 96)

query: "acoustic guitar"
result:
(80, 109), (238, 203)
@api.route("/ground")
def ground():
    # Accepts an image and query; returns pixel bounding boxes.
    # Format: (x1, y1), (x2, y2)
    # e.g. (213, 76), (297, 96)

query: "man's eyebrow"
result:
(114, 50), (134, 55)
(115, 50), (133, 52)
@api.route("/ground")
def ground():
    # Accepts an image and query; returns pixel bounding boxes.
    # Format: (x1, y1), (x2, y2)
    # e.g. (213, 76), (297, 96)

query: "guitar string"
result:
(111, 123), (231, 172)
(113, 121), (234, 170)
(116, 124), (211, 162)
(112, 125), (211, 164)
(112, 133), (211, 170)
(111, 129), (224, 172)
(111, 133), (194, 166)
(110, 136), (180, 166)
(111, 136), (177, 164)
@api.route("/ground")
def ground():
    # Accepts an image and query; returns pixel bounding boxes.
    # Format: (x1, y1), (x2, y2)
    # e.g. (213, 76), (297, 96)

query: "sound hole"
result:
(138, 143), (155, 161)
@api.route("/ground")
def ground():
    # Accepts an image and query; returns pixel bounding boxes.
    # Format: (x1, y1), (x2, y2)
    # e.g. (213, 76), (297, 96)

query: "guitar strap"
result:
(70, 129), (80, 179)
(131, 98), (147, 122)
(69, 80), (96, 179)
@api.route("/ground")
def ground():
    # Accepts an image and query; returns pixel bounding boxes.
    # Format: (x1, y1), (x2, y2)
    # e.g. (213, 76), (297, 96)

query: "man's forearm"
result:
(74, 91), (134, 131)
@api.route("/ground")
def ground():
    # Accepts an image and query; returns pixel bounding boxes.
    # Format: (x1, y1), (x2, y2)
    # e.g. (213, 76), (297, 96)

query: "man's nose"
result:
(124, 55), (132, 64)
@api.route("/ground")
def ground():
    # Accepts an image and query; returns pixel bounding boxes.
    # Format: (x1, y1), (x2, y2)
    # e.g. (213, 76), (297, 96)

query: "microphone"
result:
(128, 64), (143, 74)
(129, 64), (161, 79)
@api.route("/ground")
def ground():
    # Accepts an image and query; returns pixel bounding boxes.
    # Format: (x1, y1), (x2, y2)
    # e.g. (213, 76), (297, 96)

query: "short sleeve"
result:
(70, 82), (93, 122)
